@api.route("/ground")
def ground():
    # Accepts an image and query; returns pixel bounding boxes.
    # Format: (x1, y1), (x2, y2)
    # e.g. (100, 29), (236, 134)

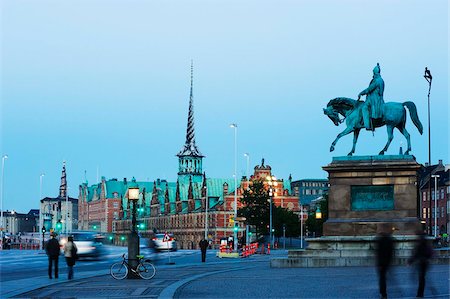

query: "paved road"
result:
(0, 246), (200, 297)
(5, 249), (449, 298)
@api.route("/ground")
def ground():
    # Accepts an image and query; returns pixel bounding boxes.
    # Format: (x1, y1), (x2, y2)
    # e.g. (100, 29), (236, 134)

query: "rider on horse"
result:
(358, 63), (385, 131)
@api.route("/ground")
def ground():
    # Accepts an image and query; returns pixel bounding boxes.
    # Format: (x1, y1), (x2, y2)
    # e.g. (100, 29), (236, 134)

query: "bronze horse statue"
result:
(323, 97), (423, 156)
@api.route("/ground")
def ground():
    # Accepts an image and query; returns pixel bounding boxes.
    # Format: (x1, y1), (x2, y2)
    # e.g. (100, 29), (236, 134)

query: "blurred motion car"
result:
(152, 233), (177, 251)
(60, 232), (104, 258)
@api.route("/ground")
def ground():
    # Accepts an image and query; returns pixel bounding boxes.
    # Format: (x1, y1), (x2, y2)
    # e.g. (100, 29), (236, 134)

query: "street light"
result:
(300, 204), (304, 249)
(266, 175), (278, 248)
(431, 174), (440, 237)
(1, 154), (8, 244)
(127, 187), (140, 279)
(39, 173), (45, 250)
(203, 185), (208, 240)
(230, 123), (238, 252)
(315, 206), (322, 220)
(424, 67), (433, 235)
(65, 186), (70, 235)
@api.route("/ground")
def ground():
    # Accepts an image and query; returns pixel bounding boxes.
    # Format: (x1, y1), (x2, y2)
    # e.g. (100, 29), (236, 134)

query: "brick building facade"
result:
(79, 66), (299, 248)
(419, 160), (449, 236)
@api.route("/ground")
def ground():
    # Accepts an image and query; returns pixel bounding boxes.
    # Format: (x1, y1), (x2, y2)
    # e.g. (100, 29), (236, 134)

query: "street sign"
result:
(163, 232), (170, 242)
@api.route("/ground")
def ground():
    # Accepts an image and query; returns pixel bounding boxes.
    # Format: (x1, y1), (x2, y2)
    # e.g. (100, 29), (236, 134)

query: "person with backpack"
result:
(63, 236), (78, 279)
(45, 233), (60, 279)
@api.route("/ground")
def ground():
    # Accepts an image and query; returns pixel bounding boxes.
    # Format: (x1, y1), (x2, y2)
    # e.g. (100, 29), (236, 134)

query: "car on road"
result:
(60, 232), (105, 258)
(152, 233), (177, 251)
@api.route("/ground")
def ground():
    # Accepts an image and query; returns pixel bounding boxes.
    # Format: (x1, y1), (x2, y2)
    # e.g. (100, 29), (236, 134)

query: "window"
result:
(113, 202), (119, 209)
(422, 208), (426, 219)
(441, 189), (444, 200)
(422, 192), (426, 201)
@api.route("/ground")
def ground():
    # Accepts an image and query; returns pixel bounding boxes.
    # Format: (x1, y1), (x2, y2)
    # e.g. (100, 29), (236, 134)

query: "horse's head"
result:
(323, 106), (340, 126)
(324, 97), (357, 126)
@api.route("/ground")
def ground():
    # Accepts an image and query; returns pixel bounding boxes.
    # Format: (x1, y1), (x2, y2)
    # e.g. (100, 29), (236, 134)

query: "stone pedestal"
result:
(270, 155), (432, 268)
(323, 155), (421, 236)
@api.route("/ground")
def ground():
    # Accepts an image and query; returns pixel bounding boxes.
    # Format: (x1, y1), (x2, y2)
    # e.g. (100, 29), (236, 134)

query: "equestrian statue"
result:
(323, 63), (423, 156)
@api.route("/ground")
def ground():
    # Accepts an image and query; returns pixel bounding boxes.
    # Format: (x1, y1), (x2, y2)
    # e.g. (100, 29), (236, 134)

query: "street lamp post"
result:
(315, 206), (322, 237)
(204, 185), (208, 240)
(127, 187), (140, 279)
(424, 67), (433, 235)
(266, 175), (278, 248)
(230, 123), (238, 252)
(1, 154), (8, 245)
(65, 187), (69, 236)
(431, 174), (440, 237)
(39, 173), (45, 249)
(300, 204), (304, 249)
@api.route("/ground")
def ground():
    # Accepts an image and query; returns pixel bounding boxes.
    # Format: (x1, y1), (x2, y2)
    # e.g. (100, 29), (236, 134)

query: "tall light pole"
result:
(300, 204), (304, 249)
(204, 185), (208, 240)
(65, 187), (69, 236)
(266, 175), (278, 248)
(431, 174), (440, 237)
(244, 153), (250, 189)
(230, 123), (238, 252)
(424, 67), (433, 235)
(127, 187), (140, 278)
(1, 154), (8, 243)
(39, 173), (45, 249)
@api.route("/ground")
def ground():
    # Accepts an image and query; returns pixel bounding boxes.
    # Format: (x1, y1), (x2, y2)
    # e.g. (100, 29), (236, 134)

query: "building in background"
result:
(419, 160), (449, 236)
(40, 162), (78, 234)
(78, 177), (129, 232)
(79, 67), (299, 248)
(2, 209), (39, 234)
(291, 179), (329, 209)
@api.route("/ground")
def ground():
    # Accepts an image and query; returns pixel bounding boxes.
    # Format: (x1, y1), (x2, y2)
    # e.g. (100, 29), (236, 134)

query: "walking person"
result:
(63, 236), (78, 279)
(199, 238), (208, 262)
(375, 224), (394, 299)
(45, 233), (60, 279)
(408, 231), (433, 298)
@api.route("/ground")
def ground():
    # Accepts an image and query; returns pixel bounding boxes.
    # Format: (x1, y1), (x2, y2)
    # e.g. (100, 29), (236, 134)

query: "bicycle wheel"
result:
(137, 262), (156, 280)
(110, 262), (128, 280)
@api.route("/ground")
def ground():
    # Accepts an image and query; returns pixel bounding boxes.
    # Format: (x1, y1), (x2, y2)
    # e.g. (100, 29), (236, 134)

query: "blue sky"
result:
(1, 0), (448, 213)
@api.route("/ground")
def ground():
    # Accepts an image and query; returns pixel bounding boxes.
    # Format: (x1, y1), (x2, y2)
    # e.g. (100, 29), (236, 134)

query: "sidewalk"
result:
(9, 250), (450, 299)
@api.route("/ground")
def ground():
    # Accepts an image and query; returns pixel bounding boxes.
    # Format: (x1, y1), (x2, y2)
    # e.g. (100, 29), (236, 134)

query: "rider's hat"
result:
(373, 63), (380, 74)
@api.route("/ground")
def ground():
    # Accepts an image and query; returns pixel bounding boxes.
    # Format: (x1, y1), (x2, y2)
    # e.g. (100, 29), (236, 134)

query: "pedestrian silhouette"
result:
(408, 231), (433, 298)
(63, 236), (78, 279)
(375, 224), (394, 299)
(199, 238), (208, 262)
(45, 233), (60, 279)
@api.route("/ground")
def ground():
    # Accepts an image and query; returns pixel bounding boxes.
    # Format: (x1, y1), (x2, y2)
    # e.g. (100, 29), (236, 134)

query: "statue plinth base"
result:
(322, 155), (422, 236)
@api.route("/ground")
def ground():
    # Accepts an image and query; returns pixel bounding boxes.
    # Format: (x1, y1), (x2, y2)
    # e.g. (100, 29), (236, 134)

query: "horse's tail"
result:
(403, 101), (423, 134)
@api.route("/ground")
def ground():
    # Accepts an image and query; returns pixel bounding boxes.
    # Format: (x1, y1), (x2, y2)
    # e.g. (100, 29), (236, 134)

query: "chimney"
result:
(425, 162), (429, 167)
(124, 178), (127, 184)
(438, 159), (443, 166)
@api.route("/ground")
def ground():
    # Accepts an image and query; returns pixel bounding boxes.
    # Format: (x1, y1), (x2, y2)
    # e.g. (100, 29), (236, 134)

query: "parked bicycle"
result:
(110, 254), (156, 280)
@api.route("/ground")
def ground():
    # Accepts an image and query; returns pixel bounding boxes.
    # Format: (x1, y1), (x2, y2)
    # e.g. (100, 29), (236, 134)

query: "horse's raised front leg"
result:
(330, 126), (354, 152)
(399, 127), (411, 155)
(348, 129), (361, 156)
(379, 125), (394, 155)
